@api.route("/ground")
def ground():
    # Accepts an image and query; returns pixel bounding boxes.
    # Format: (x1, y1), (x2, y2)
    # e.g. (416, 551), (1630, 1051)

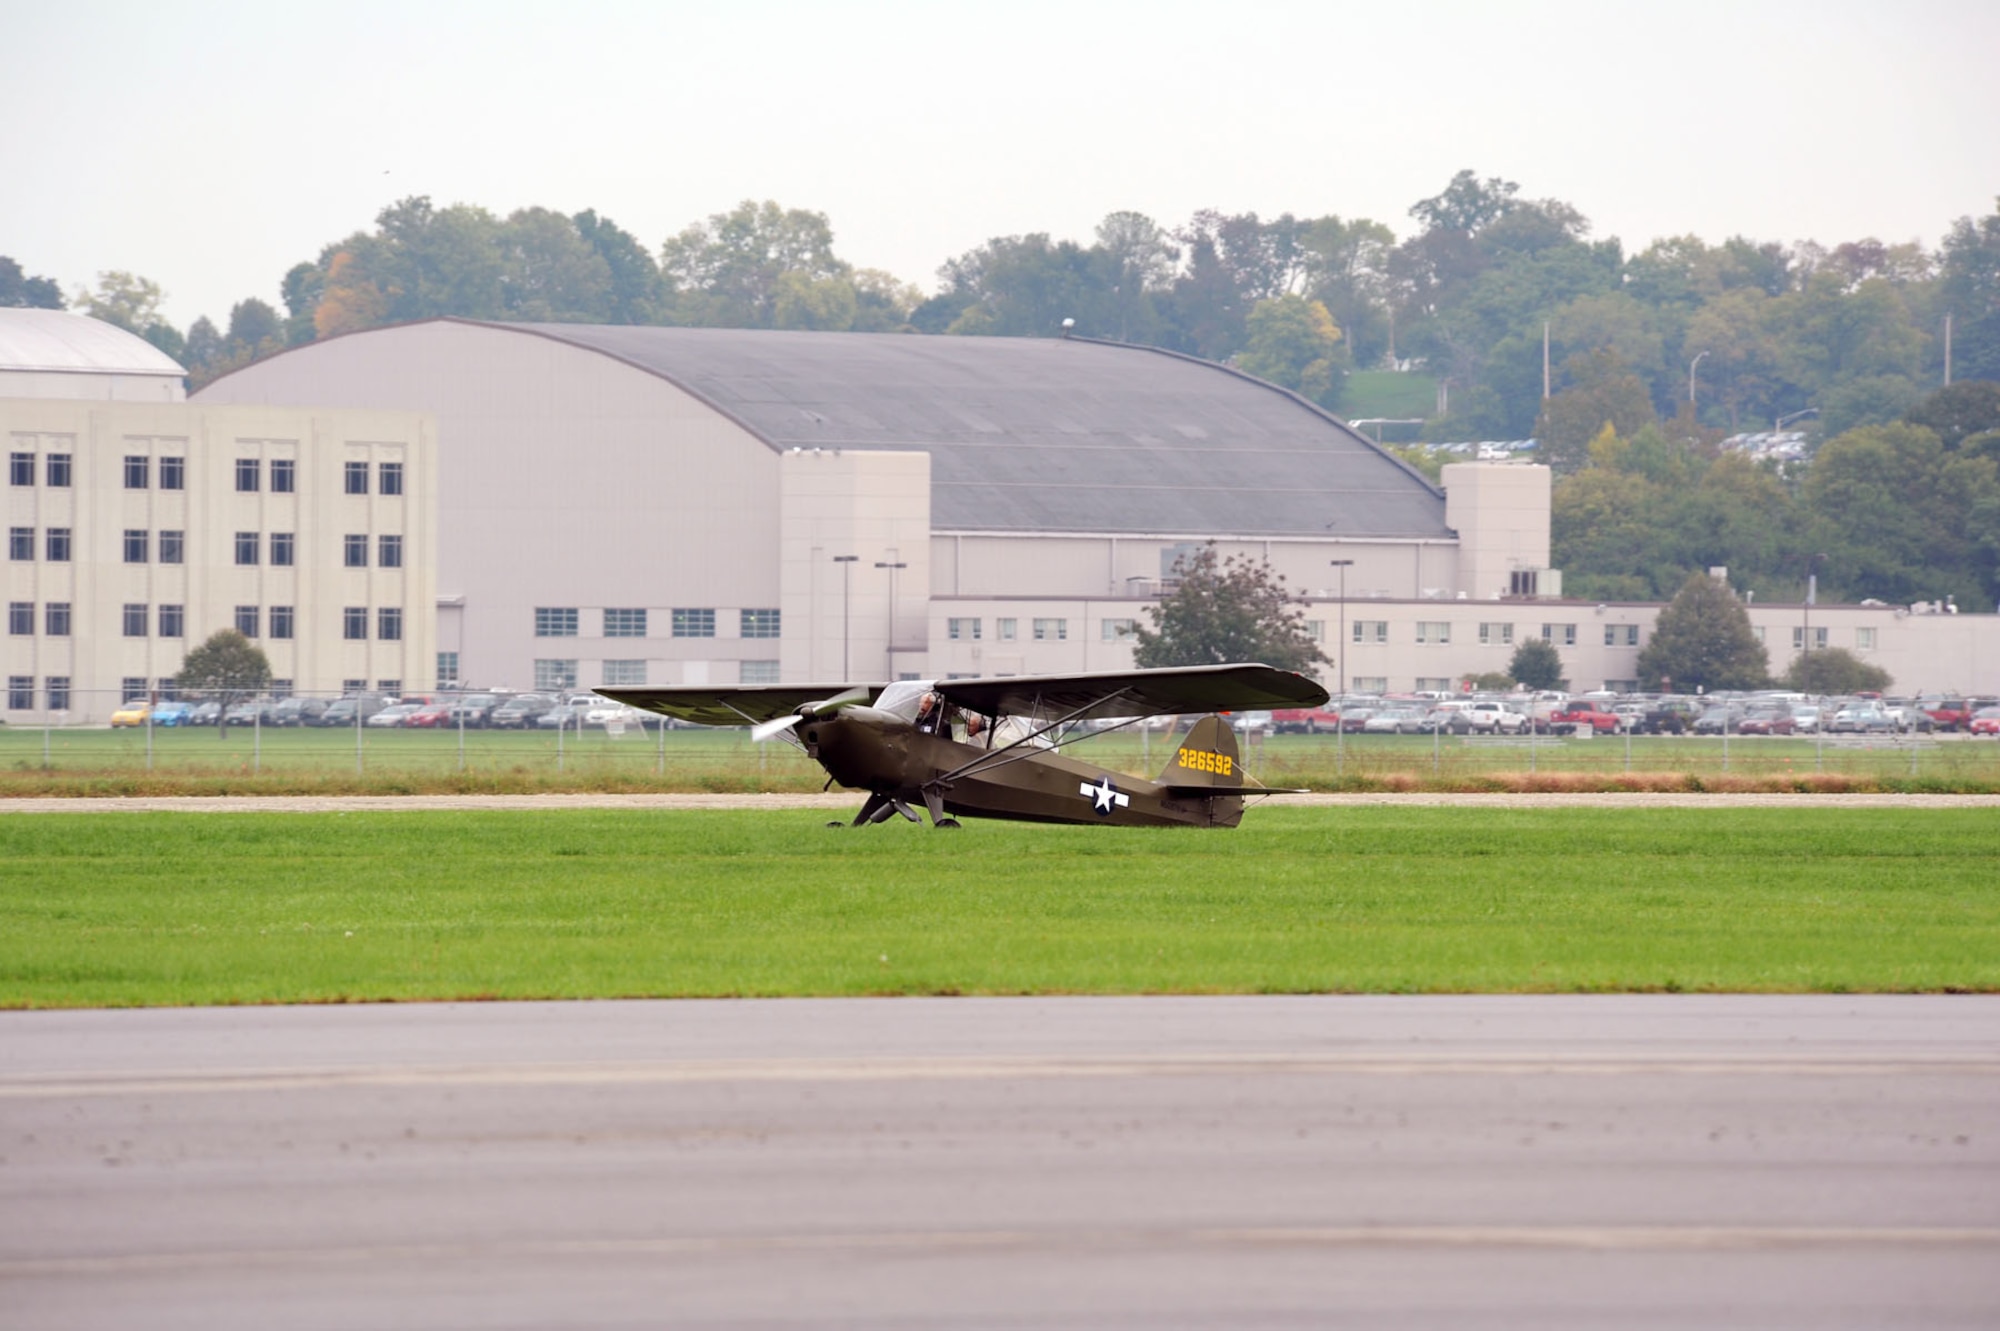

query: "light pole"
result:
(1330, 559), (1353, 770)
(1802, 552), (1827, 668)
(832, 555), (857, 679)
(875, 559), (907, 680)
(1688, 351), (1708, 407)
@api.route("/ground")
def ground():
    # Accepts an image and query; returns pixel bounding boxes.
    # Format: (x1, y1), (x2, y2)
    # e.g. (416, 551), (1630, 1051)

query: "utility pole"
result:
(832, 555), (857, 678)
(875, 557), (908, 680)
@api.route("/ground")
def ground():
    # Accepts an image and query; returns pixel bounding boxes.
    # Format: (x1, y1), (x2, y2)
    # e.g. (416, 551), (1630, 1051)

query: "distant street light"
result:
(875, 559), (908, 680)
(1330, 559), (1354, 770)
(832, 555), (858, 678)
(1803, 552), (1828, 661)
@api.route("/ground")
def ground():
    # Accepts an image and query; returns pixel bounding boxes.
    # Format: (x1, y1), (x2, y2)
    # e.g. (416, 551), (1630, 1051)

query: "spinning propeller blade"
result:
(749, 685), (874, 743)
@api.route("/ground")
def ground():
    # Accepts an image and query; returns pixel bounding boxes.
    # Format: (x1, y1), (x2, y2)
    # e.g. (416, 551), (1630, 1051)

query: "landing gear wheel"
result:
(934, 818), (962, 830)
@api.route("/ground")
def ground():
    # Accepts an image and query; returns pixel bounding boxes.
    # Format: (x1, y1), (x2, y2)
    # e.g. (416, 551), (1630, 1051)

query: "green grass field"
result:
(3, 726), (1997, 796)
(1340, 371), (1437, 428)
(3, 807), (1995, 1007)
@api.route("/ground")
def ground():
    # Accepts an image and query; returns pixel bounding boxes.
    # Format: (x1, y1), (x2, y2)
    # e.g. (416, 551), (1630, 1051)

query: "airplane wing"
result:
(598, 684), (882, 727)
(933, 663), (1327, 723)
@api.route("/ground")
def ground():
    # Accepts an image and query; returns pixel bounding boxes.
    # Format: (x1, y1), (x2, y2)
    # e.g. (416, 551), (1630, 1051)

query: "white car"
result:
(1462, 700), (1529, 733)
(365, 704), (421, 727)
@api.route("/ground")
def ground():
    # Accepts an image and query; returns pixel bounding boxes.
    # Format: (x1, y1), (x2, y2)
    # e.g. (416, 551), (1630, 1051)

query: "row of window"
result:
(8, 452), (404, 495)
(534, 608), (779, 639)
(530, 659), (782, 691)
(1342, 621), (1639, 649)
(10, 526), (405, 568)
(942, 617), (1078, 642)
(9, 600), (401, 641)
(8, 676), (69, 710)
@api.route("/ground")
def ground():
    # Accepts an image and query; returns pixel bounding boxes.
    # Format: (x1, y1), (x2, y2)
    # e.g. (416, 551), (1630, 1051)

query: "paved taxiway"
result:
(3, 996), (1996, 1329)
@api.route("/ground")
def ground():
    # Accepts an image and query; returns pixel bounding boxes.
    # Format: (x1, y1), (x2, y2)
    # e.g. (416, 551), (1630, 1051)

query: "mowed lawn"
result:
(2, 806), (1996, 1006)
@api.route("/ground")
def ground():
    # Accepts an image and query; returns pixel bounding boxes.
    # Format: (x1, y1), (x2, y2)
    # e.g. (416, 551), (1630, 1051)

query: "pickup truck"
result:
(1550, 700), (1622, 734)
(1634, 698), (1700, 734)
(1461, 700), (1529, 733)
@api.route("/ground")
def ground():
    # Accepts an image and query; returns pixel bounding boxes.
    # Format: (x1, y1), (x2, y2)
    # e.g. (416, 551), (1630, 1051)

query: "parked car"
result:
(1736, 707), (1797, 736)
(1229, 710), (1275, 735)
(225, 699), (277, 726)
(1462, 700), (1528, 733)
(108, 701), (150, 728)
(1334, 707), (1377, 733)
(366, 704), (422, 727)
(151, 701), (194, 727)
(1880, 700), (1935, 733)
(186, 701), (223, 726)
(1829, 704), (1894, 734)
(1692, 705), (1746, 736)
(489, 694), (555, 729)
(1920, 697), (1975, 732)
(1635, 698), (1699, 734)
(447, 693), (504, 727)
(1362, 708), (1424, 734)
(404, 702), (455, 729)
(536, 700), (597, 730)
(1789, 705), (1824, 734)
(1551, 700), (1622, 735)
(1272, 706), (1341, 734)
(1970, 706), (2000, 737)
(318, 695), (394, 727)
(269, 697), (329, 727)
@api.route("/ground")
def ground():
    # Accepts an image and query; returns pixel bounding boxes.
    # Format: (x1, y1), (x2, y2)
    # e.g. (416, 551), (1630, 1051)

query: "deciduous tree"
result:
(1507, 637), (1567, 691)
(1634, 572), (1770, 692)
(1132, 545), (1325, 673)
(174, 630), (271, 739)
(1783, 647), (1890, 694)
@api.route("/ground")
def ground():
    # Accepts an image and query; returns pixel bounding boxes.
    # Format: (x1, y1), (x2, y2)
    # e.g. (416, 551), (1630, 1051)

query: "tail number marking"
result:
(1177, 750), (1233, 776)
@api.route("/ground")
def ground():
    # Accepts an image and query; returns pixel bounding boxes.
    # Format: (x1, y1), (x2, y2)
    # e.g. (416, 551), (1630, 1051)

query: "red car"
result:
(1551, 700), (1621, 734)
(1970, 706), (2000, 737)
(403, 702), (455, 729)
(1736, 709), (1798, 736)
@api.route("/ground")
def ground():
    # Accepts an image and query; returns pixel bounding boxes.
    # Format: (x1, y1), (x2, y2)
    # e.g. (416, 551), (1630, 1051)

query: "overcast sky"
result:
(6, 0), (1996, 329)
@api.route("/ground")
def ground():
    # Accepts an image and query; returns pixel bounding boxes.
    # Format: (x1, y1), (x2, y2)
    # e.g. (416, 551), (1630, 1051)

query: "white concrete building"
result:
(3, 312), (437, 723)
(191, 318), (1999, 699)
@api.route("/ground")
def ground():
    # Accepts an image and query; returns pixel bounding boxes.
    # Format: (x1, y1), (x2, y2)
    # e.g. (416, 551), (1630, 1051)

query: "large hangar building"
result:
(195, 319), (1555, 693)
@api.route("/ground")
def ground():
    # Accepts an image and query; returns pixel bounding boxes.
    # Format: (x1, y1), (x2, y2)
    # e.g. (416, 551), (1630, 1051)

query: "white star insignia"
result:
(1081, 776), (1130, 815)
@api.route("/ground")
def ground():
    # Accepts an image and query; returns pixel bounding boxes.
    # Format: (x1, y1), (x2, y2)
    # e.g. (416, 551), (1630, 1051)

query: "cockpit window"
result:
(875, 679), (935, 722)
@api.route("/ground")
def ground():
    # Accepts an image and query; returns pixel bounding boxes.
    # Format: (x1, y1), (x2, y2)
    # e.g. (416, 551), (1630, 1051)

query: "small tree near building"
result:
(1507, 637), (1568, 691)
(175, 629), (272, 738)
(1634, 572), (1769, 693)
(1132, 544), (1326, 673)
(1783, 647), (1891, 695)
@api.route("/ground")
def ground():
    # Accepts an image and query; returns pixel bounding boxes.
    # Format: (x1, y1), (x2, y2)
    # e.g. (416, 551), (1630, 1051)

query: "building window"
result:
(235, 605), (260, 638)
(235, 457), (259, 492)
(8, 452), (31, 486)
(437, 651), (460, 686)
(1416, 621), (1452, 645)
(378, 462), (404, 496)
(343, 534), (368, 568)
(159, 530), (184, 564)
(124, 529), (148, 563)
(7, 602), (29, 635)
(602, 659), (647, 687)
(672, 608), (716, 638)
(159, 604), (184, 638)
(1101, 618), (1136, 642)
(233, 531), (258, 565)
(123, 603), (148, 637)
(740, 660), (780, 684)
(46, 453), (71, 487)
(997, 618), (1017, 641)
(604, 608), (647, 638)
(8, 527), (29, 561)
(46, 528), (70, 562)
(1479, 622), (1514, 646)
(270, 532), (294, 566)
(343, 607), (367, 640)
(1305, 620), (1325, 642)
(124, 455), (150, 489)
(1856, 627), (1876, 651)
(534, 659), (578, 691)
(948, 617), (982, 641)
(378, 535), (403, 569)
(1541, 623), (1577, 647)
(1753, 626), (1767, 643)
(1604, 624), (1639, 647)
(344, 461), (369, 495)
(45, 602), (70, 636)
(268, 679), (292, 700)
(376, 679), (401, 695)
(1792, 626), (1828, 651)
(121, 676), (147, 703)
(159, 456), (184, 490)
(1352, 620), (1389, 644)
(269, 606), (294, 640)
(740, 608), (780, 639)
(536, 607), (579, 637)
(7, 677), (31, 710)
(342, 679), (367, 694)
(1415, 677), (1453, 693)
(46, 676), (69, 710)
(378, 608), (402, 640)
(1509, 570), (1540, 597)
(1605, 679), (1639, 694)
(270, 458), (295, 493)
(1351, 676), (1387, 694)
(1033, 618), (1067, 641)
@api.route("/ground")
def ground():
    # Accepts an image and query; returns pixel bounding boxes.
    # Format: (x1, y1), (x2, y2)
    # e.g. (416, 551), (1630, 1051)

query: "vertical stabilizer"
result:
(1160, 715), (1243, 786)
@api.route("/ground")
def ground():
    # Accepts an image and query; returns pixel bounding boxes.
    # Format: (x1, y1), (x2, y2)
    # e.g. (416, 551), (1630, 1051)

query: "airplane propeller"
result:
(750, 685), (873, 743)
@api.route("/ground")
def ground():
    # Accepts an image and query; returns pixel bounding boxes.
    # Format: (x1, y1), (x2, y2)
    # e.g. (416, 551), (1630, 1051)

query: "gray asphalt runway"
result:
(3, 996), (1997, 1329)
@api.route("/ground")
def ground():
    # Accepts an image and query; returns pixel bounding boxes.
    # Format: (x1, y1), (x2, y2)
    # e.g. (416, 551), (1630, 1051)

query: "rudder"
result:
(1160, 715), (1242, 786)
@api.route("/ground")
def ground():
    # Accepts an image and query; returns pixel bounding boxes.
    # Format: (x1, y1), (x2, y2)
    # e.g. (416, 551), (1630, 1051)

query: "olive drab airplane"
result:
(601, 662), (1329, 829)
